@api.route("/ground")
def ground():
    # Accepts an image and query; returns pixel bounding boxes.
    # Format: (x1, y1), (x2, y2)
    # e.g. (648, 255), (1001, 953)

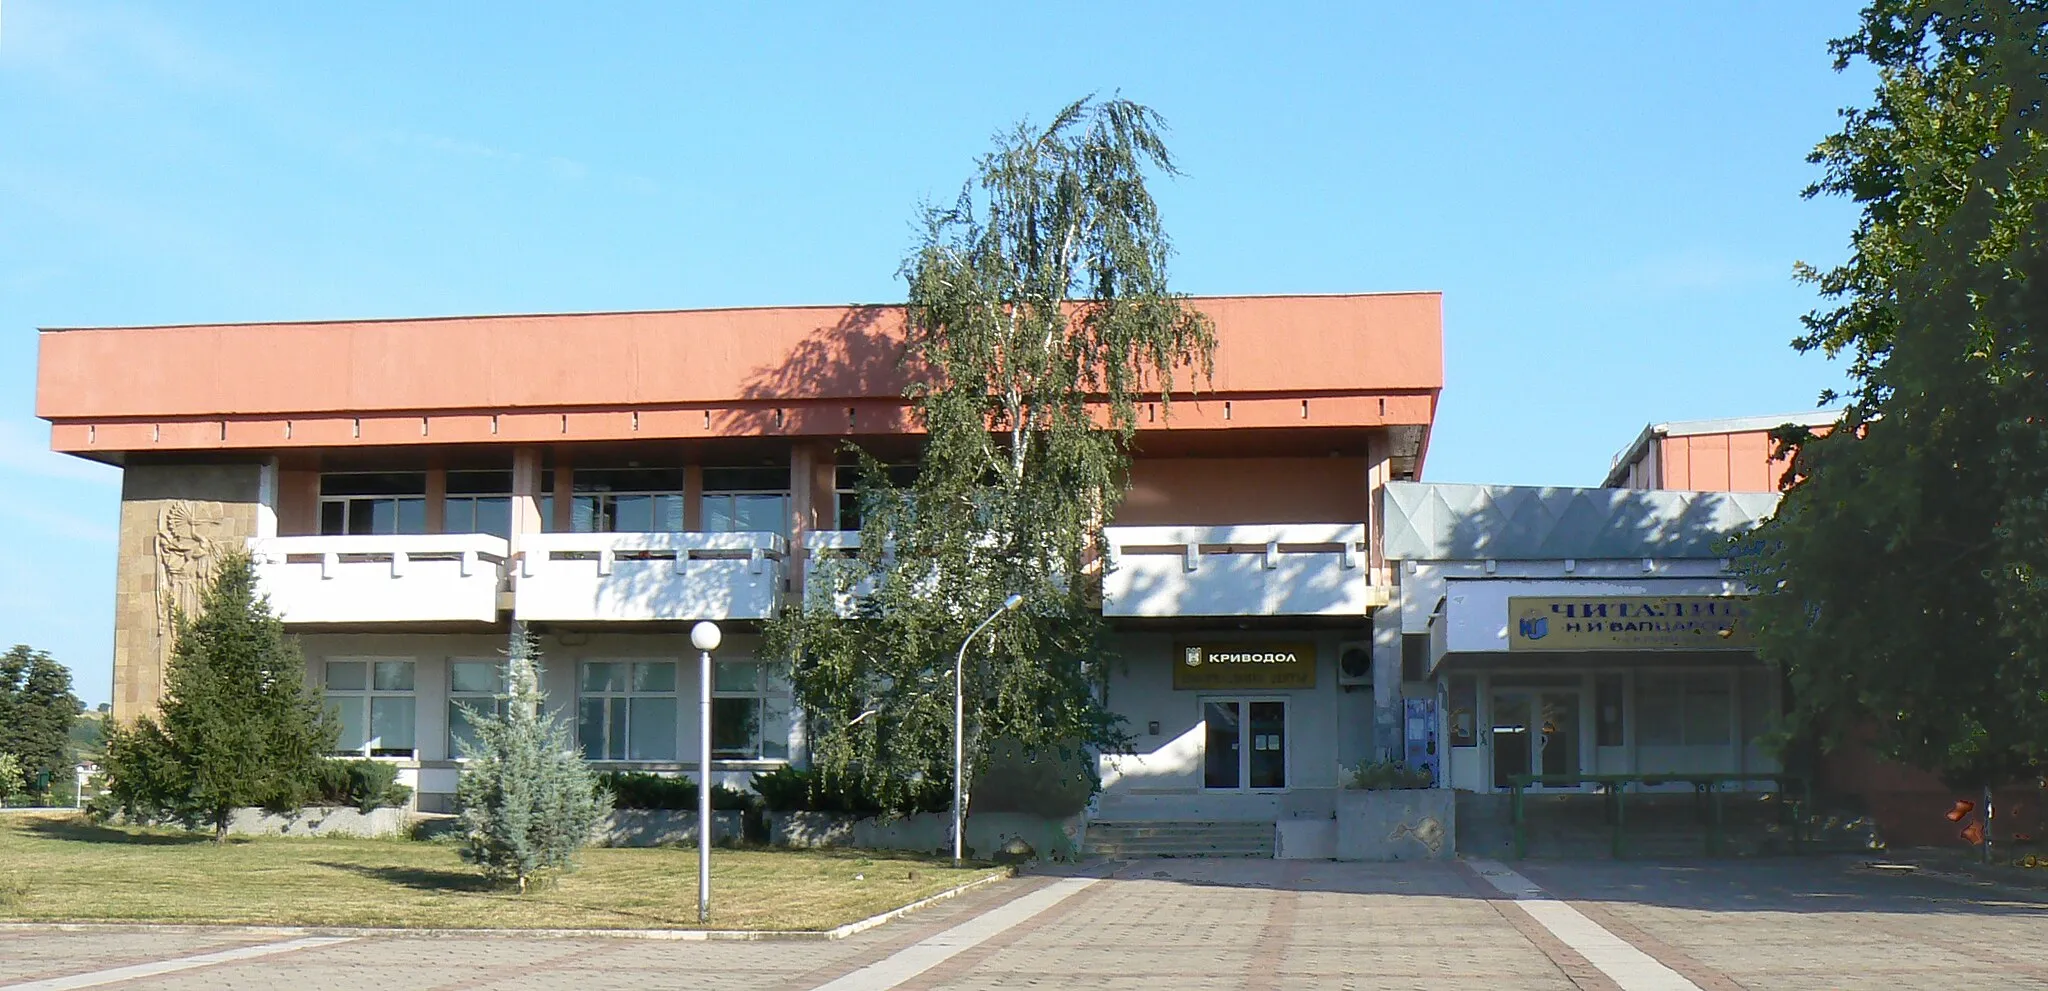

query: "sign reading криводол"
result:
(1508, 596), (1755, 651)
(1172, 642), (1317, 689)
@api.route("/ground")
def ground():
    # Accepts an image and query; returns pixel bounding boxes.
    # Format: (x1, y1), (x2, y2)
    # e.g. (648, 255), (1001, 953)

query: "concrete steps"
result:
(1085, 820), (1275, 858)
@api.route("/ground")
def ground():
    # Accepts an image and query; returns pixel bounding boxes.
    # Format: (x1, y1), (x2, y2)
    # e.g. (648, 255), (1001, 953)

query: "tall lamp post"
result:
(691, 620), (721, 924)
(955, 593), (1024, 867)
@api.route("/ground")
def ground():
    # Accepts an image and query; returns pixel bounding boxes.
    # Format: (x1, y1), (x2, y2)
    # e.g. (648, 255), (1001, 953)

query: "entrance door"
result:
(1490, 690), (1583, 789)
(1203, 699), (1287, 790)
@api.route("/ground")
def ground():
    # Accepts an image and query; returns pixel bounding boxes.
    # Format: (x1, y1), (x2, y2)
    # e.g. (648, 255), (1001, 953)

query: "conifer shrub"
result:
(455, 625), (609, 892)
(93, 553), (336, 840)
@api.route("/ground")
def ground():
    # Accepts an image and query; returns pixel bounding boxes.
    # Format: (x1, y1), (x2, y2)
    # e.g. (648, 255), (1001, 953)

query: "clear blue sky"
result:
(1, 2), (1870, 704)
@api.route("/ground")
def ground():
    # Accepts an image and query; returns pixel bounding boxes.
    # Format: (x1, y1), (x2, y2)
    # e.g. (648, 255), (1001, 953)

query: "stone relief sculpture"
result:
(154, 500), (232, 659)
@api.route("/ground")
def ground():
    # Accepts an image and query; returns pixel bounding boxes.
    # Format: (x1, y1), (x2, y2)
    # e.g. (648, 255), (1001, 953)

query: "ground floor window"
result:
(447, 658), (506, 757)
(579, 661), (677, 760)
(712, 661), (792, 760)
(1203, 698), (1286, 790)
(325, 659), (416, 757)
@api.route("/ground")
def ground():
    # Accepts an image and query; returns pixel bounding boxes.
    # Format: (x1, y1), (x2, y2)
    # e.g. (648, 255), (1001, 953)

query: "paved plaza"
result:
(5, 856), (2048, 991)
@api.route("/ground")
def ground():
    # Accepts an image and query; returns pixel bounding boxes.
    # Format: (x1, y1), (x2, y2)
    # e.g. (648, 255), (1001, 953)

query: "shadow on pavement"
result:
(1067, 854), (2048, 918)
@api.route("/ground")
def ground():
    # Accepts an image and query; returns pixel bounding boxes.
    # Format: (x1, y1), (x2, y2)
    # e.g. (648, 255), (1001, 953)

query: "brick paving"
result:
(5, 856), (2048, 989)
(1517, 857), (2048, 990)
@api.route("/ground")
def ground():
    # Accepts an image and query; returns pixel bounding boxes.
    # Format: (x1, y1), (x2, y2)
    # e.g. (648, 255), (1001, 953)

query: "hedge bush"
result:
(594, 771), (752, 811)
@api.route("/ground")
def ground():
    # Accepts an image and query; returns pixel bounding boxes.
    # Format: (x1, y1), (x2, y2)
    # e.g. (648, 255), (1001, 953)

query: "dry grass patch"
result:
(0, 811), (1004, 930)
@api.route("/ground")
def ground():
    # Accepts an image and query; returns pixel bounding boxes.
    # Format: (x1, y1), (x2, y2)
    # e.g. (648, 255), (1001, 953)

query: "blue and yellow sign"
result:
(1508, 596), (1755, 651)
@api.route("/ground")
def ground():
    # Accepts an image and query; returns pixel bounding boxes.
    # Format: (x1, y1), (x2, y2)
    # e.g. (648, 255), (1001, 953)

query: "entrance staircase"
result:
(1084, 820), (1275, 859)
(1457, 791), (1883, 859)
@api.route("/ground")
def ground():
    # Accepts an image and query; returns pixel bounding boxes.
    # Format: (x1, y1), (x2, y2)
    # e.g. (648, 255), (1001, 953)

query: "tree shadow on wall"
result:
(723, 305), (918, 438)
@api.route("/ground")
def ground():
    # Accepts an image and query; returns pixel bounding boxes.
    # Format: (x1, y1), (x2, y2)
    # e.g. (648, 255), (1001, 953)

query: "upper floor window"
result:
(703, 467), (789, 537)
(572, 468), (686, 533)
(445, 471), (513, 538)
(320, 473), (427, 535)
(833, 463), (919, 531)
(325, 659), (416, 758)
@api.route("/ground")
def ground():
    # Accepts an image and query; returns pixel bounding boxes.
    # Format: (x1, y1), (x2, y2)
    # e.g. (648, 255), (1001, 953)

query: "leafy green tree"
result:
(1734, 0), (2048, 790)
(0, 752), (21, 803)
(455, 624), (609, 892)
(0, 645), (81, 800)
(767, 97), (1216, 816)
(97, 552), (336, 840)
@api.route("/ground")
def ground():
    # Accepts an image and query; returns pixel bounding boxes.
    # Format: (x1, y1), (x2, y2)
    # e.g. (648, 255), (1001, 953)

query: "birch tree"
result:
(766, 97), (1215, 816)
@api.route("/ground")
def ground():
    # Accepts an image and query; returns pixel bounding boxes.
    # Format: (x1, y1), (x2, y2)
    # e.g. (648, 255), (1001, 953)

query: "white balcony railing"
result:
(1102, 524), (1375, 617)
(248, 534), (510, 625)
(513, 531), (788, 623)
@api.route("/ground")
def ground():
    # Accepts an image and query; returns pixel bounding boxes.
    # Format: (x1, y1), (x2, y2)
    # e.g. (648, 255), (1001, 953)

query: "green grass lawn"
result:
(0, 811), (1004, 930)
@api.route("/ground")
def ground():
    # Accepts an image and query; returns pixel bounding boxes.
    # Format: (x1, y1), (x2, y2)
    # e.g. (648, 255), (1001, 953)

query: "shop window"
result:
(1595, 674), (1625, 747)
(702, 467), (790, 538)
(445, 470), (513, 538)
(326, 659), (417, 757)
(447, 659), (506, 757)
(319, 473), (427, 536)
(578, 661), (678, 760)
(1635, 672), (1732, 747)
(711, 661), (792, 760)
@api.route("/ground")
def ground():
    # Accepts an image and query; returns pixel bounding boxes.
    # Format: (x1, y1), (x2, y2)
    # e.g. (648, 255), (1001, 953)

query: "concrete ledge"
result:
(1336, 789), (1455, 861)
(226, 807), (409, 838)
(591, 809), (744, 848)
(771, 811), (1087, 861)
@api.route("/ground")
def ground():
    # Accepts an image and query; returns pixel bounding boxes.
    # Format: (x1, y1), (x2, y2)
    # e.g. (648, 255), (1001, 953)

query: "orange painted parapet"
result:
(38, 293), (1442, 455)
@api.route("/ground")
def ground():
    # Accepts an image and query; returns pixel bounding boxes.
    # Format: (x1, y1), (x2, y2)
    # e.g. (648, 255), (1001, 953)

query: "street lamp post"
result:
(955, 593), (1024, 867)
(691, 620), (722, 924)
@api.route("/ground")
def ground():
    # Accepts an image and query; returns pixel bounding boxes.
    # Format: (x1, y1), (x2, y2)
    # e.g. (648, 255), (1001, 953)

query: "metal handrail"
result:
(1506, 771), (1812, 860)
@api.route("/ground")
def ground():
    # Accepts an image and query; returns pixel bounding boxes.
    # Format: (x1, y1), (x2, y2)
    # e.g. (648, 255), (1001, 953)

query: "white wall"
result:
(1096, 628), (1370, 821)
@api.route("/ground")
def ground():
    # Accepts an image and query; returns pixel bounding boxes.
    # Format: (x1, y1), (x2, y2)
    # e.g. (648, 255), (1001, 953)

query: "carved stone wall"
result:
(113, 465), (265, 721)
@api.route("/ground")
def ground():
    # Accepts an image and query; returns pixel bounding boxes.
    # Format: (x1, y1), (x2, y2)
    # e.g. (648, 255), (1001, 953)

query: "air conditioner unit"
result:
(1336, 640), (1374, 687)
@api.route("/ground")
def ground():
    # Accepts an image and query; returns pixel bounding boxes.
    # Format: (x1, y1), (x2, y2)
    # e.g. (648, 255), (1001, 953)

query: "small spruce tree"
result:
(455, 623), (609, 893)
(98, 552), (335, 840)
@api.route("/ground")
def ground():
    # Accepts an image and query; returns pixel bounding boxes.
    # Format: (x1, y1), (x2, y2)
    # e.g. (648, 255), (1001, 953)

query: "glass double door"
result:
(1204, 699), (1287, 790)
(1490, 690), (1583, 789)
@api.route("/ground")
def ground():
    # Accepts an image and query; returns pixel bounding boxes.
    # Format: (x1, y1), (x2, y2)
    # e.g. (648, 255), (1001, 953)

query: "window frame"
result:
(710, 660), (794, 761)
(702, 467), (792, 538)
(446, 657), (507, 759)
(577, 659), (680, 761)
(318, 472), (429, 537)
(324, 657), (419, 759)
(444, 470), (514, 538)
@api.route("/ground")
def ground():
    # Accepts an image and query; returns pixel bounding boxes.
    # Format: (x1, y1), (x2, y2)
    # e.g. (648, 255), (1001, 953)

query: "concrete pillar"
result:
(1365, 432), (1392, 588)
(111, 464), (268, 720)
(551, 463), (574, 532)
(424, 467), (447, 534)
(1371, 601), (1403, 762)
(509, 448), (543, 553)
(788, 443), (815, 599)
(683, 465), (705, 531)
